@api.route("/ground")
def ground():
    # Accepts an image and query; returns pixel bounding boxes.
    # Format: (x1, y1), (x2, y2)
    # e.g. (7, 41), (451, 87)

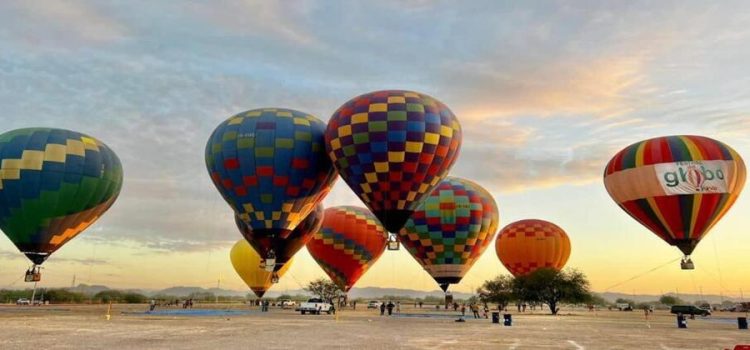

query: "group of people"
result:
(458, 303), (490, 319)
(515, 302), (541, 312)
(379, 301), (399, 316)
(259, 300), (270, 312)
(148, 298), (194, 311)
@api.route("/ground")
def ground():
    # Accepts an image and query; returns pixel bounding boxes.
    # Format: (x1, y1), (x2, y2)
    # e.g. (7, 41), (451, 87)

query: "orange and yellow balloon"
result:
(495, 219), (571, 277)
(230, 239), (293, 298)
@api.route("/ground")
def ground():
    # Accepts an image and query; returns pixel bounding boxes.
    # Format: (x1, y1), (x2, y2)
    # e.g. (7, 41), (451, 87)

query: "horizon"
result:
(2, 1), (750, 299)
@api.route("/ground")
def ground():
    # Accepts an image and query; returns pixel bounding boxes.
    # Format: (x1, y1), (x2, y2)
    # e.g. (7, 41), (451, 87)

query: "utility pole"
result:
(71, 274), (76, 289)
(215, 275), (221, 304)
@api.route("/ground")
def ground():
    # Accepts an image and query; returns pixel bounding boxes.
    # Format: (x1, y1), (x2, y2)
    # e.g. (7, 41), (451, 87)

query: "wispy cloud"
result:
(188, 1), (320, 46)
(2, 0), (128, 47)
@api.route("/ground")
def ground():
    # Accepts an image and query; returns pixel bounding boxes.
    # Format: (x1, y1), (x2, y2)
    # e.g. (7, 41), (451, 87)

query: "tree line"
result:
(0, 289), (249, 304)
(477, 268), (592, 315)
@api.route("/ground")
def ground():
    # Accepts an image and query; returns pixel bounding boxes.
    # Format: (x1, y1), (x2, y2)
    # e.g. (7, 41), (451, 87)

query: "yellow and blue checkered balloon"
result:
(0, 128), (123, 265)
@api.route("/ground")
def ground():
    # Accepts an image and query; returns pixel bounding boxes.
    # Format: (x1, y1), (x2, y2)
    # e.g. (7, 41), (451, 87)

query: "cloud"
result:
(451, 117), (621, 193)
(0, 250), (23, 261)
(187, 1), (319, 46)
(1, 0), (129, 47)
(441, 53), (650, 120)
(48, 257), (110, 266)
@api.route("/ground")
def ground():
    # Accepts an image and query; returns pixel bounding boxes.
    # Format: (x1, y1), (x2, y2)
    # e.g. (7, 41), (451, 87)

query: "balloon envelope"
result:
(495, 219), (571, 277)
(325, 90), (462, 232)
(206, 108), (336, 239)
(307, 206), (388, 291)
(400, 177), (498, 291)
(236, 204), (324, 273)
(230, 239), (293, 298)
(603, 135), (745, 256)
(0, 128), (123, 265)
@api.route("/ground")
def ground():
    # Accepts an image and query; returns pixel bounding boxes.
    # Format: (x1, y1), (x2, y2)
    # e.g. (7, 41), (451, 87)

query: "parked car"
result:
(615, 303), (633, 311)
(281, 300), (297, 309)
(670, 305), (711, 317)
(367, 301), (382, 309)
(298, 298), (333, 315)
(16, 298), (30, 305)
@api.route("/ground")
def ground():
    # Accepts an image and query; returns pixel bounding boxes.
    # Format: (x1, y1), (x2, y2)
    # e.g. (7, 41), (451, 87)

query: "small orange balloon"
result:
(495, 219), (571, 277)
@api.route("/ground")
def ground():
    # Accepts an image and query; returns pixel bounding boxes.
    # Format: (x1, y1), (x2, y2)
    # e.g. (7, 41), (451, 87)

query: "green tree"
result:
(477, 275), (515, 310)
(122, 292), (147, 304)
(188, 292), (215, 302)
(276, 294), (293, 301)
(45, 289), (85, 303)
(659, 295), (683, 306)
(305, 278), (344, 303)
(512, 268), (591, 315)
(94, 290), (123, 303)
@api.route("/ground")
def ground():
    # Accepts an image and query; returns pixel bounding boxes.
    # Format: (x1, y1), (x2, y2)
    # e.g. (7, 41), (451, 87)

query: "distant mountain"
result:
(68, 284), (111, 295)
(154, 286), (247, 297)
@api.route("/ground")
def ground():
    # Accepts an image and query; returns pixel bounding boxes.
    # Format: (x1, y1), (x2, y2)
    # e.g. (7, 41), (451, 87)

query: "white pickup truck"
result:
(299, 298), (333, 315)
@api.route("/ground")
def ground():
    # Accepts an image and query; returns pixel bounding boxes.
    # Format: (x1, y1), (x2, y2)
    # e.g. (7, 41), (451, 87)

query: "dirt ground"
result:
(0, 304), (748, 349)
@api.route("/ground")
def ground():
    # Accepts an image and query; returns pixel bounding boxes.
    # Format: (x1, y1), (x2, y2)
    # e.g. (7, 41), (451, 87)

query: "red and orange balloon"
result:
(307, 206), (388, 292)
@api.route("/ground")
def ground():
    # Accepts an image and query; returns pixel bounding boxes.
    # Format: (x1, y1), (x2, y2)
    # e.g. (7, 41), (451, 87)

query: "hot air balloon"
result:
(0, 128), (123, 281)
(236, 204), (324, 282)
(495, 219), (571, 277)
(306, 206), (388, 292)
(230, 239), (293, 298)
(325, 90), (462, 233)
(603, 135), (746, 269)
(206, 108), (337, 270)
(399, 177), (498, 292)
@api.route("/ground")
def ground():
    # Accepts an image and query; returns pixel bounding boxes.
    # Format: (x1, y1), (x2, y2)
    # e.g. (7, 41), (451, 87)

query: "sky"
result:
(1, 0), (749, 298)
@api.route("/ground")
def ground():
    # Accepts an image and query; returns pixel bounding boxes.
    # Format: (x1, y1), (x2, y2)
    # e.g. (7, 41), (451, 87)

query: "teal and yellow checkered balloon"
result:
(0, 128), (123, 265)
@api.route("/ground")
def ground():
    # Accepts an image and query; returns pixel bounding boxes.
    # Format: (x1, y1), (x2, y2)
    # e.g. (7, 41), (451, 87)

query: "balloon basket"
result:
(680, 257), (695, 270)
(387, 233), (400, 251)
(24, 266), (41, 282)
(263, 258), (276, 272)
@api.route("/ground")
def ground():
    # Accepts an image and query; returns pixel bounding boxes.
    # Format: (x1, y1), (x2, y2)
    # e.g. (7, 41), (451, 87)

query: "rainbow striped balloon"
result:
(604, 135), (745, 257)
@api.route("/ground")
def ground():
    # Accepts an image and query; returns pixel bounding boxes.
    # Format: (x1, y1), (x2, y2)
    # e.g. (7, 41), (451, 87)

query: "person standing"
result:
(380, 302), (386, 316)
(461, 304), (466, 317)
(386, 301), (394, 316)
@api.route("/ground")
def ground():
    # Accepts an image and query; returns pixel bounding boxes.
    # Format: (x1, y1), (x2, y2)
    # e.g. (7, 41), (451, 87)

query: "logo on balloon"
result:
(657, 160), (729, 194)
